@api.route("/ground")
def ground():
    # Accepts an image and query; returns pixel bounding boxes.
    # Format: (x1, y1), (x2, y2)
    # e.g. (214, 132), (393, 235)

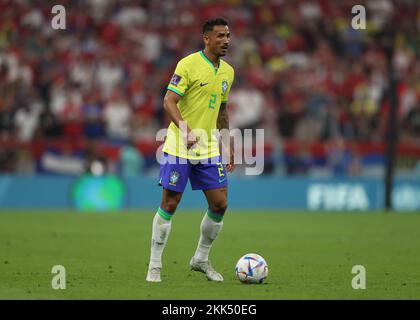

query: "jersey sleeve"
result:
(167, 59), (190, 97)
(222, 69), (234, 104)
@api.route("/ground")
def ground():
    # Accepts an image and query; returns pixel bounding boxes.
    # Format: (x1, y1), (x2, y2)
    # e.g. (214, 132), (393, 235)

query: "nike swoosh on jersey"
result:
(200, 82), (209, 87)
(218, 178), (227, 183)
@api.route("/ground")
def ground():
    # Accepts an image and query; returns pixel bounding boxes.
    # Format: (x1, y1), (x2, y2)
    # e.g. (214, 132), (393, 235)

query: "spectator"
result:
(119, 139), (145, 177)
(103, 90), (132, 142)
(286, 146), (312, 176)
(82, 94), (105, 139)
(229, 82), (264, 132)
(13, 102), (40, 142)
(0, 102), (15, 139)
(15, 149), (35, 175)
(84, 139), (108, 176)
(326, 136), (361, 176)
(37, 104), (61, 138)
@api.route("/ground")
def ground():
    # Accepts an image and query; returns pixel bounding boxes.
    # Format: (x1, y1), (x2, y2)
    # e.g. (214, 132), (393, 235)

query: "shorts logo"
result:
(169, 171), (180, 186)
(222, 80), (228, 94)
(170, 74), (182, 86)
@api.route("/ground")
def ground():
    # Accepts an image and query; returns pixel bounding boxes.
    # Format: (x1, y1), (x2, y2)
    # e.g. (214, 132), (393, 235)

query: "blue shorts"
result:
(158, 153), (228, 192)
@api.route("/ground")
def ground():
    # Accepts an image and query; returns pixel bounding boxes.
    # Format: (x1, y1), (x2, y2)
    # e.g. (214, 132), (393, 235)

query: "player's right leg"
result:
(146, 189), (182, 282)
(146, 152), (189, 282)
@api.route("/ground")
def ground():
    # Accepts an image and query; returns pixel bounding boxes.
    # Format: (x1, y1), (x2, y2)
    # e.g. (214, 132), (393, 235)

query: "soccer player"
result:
(146, 18), (235, 282)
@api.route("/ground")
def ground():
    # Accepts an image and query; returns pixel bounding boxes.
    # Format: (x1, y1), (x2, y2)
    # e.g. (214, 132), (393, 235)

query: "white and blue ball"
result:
(235, 253), (268, 284)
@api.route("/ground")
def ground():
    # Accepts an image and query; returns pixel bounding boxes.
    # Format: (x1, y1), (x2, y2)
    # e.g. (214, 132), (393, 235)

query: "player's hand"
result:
(186, 130), (200, 150)
(226, 147), (235, 172)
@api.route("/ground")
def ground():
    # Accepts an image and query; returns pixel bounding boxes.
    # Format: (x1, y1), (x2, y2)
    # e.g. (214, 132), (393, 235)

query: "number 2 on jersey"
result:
(208, 94), (217, 109)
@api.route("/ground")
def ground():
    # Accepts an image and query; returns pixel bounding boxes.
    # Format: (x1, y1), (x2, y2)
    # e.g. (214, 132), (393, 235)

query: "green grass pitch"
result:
(0, 211), (419, 299)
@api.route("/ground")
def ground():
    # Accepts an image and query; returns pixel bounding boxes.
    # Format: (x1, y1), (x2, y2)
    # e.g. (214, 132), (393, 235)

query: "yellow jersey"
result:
(163, 50), (235, 159)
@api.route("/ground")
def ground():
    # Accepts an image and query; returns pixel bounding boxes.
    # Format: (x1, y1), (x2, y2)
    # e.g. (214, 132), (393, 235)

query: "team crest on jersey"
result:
(170, 74), (182, 86)
(169, 171), (180, 185)
(222, 80), (228, 94)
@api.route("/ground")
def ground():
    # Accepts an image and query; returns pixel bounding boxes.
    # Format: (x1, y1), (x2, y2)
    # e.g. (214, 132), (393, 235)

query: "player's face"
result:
(205, 25), (230, 57)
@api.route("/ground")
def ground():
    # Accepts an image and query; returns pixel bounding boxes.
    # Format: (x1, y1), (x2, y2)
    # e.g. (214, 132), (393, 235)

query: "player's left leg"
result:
(189, 157), (228, 281)
(190, 186), (227, 282)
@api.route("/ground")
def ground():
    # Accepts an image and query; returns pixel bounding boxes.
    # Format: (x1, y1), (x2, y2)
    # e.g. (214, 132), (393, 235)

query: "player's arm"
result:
(163, 90), (198, 149)
(217, 102), (229, 131)
(218, 102), (235, 172)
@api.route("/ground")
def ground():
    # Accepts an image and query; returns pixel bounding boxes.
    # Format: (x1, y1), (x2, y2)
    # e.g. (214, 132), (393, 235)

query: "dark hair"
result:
(202, 18), (229, 34)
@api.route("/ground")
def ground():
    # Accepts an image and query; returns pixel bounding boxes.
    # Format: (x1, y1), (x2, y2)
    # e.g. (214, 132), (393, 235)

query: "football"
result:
(235, 253), (268, 284)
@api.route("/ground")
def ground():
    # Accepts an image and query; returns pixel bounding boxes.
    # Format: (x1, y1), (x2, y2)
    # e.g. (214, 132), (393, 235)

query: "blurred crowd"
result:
(0, 0), (419, 176)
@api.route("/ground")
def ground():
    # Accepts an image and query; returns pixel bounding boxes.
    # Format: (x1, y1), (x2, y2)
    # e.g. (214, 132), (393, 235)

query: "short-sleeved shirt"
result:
(163, 50), (235, 160)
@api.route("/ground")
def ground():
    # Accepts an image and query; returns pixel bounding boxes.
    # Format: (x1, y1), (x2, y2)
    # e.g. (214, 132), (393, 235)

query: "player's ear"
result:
(203, 31), (211, 46)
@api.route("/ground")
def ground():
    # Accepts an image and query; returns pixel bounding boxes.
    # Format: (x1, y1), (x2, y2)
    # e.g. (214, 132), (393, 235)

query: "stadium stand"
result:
(0, 0), (419, 177)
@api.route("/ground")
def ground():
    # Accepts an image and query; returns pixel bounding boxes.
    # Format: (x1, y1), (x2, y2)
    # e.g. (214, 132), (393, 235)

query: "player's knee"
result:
(161, 199), (180, 214)
(210, 200), (227, 215)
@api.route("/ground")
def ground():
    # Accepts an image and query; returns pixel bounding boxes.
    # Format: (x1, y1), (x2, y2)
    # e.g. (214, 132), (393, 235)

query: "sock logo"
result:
(160, 230), (167, 242)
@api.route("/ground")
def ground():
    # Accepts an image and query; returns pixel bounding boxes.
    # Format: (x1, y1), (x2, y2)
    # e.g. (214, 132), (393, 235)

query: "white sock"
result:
(149, 211), (172, 269)
(193, 212), (223, 262)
